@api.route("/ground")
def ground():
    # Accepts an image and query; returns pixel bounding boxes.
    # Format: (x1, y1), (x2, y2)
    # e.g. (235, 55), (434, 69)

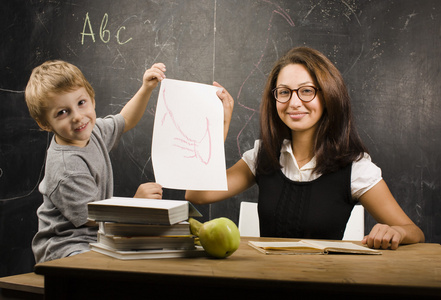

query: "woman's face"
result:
(275, 63), (324, 137)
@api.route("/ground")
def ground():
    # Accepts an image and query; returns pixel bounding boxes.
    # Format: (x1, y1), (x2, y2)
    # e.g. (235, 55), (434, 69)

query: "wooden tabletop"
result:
(0, 272), (44, 294)
(35, 237), (441, 299)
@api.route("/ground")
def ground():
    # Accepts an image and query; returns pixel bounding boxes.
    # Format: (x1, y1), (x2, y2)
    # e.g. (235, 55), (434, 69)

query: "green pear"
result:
(189, 217), (240, 258)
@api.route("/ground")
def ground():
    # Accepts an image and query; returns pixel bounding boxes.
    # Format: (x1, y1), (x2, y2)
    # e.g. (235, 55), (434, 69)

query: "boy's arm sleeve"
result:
(95, 114), (126, 151)
(51, 173), (99, 228)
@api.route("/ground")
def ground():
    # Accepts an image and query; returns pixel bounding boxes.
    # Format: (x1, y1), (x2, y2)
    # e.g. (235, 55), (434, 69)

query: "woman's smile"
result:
(287, 111), (309, 120)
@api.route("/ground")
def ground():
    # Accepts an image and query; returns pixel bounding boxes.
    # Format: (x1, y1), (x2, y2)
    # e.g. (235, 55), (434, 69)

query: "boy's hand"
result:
(142, 63), (166, 89)
(134, 182), (163, 199)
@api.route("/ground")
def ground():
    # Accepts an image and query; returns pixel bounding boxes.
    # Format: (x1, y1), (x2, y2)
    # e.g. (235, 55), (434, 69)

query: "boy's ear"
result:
(36, 120), (52, 132)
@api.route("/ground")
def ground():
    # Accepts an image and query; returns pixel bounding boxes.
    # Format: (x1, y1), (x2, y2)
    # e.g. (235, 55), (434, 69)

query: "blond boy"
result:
(25, 60), (165, 262)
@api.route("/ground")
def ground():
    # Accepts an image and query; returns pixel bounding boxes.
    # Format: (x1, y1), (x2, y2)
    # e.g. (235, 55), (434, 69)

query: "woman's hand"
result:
(213, 81), (234, 141)
(362, 223), (406, 250)
(359, 180), (425, 249)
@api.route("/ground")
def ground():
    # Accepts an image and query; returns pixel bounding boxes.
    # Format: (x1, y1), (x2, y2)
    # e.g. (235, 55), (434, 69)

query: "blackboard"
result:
(1, 0), (440, 276)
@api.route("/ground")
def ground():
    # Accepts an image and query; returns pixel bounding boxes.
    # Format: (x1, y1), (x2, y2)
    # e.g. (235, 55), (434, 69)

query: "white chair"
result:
(342, 204), (365, 241)
(238, 201), (364, 240)
(238, 201), (260, 237)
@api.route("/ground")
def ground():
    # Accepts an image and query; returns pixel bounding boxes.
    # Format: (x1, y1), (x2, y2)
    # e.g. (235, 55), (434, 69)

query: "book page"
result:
(248, 241), (324, 255)
(91, 198), (188, 210)
(249, 241), (321, 250)
(301, 240), (381, 253)
(248, 240), (381, 255)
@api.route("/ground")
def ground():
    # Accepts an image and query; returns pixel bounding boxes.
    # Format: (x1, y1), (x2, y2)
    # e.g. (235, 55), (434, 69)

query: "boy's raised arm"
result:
(121, 63), (166, 133)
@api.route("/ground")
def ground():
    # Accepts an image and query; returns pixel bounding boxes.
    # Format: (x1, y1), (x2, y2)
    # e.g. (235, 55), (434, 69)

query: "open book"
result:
(248, 240), (382, 255)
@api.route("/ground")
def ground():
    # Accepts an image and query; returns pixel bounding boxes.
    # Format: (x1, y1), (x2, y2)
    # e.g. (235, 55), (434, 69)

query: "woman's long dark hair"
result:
(256, 47), (368, 176)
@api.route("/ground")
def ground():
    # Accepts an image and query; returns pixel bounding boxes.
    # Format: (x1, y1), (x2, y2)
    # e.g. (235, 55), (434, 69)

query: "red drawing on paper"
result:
(160, 88), (212, 165)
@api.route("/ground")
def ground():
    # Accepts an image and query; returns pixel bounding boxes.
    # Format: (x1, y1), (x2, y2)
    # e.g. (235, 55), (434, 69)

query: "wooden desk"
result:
(0, 272), (44, 299)
(34, 237), (441, 299)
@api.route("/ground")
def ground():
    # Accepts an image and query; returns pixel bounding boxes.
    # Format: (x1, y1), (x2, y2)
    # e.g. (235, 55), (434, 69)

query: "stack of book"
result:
(87, 197), (205, 260)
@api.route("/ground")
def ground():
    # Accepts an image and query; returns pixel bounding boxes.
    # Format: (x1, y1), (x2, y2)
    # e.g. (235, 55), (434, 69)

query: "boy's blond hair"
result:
(25, 60), (95, 128)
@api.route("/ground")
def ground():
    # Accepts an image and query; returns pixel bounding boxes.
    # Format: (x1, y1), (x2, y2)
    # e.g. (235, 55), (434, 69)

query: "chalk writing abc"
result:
(81, 13), (132, 45)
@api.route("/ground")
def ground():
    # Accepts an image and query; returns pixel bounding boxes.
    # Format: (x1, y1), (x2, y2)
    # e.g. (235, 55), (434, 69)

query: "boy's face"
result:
(40, 87), (96, 147)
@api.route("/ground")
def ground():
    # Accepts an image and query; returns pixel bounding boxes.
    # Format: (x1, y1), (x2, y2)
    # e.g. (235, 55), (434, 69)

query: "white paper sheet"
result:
(152, 78), (228, 190)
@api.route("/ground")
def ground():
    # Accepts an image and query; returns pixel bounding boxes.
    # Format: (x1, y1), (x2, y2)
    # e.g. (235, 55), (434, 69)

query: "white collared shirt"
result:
(242, 139), (382, 199)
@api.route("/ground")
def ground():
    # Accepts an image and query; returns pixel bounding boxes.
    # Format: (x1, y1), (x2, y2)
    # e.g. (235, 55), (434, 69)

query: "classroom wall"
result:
(1, 0), (440, 276)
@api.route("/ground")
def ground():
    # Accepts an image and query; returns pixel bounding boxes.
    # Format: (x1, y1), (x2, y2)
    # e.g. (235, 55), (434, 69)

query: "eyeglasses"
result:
(272, 86), (319, 103)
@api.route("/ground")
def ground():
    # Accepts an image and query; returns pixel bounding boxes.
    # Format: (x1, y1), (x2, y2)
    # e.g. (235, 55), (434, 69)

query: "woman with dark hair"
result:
(186, 47), (424, 249)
